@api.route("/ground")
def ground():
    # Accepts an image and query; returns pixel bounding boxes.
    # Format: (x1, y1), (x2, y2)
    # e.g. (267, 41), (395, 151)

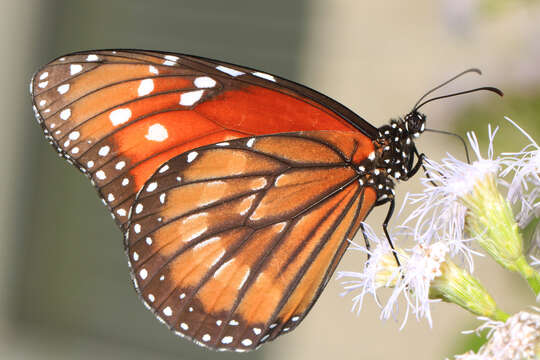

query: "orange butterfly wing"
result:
(125, 131), (377, 351)
(30, 50), (377, 229)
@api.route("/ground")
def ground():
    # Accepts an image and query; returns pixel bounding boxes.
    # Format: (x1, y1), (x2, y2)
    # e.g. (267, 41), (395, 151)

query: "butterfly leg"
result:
(360, 222), (371, 259)
(408, 150), (425, 178)
(412, 148), (439, 187)
(380, 197), (402, 267)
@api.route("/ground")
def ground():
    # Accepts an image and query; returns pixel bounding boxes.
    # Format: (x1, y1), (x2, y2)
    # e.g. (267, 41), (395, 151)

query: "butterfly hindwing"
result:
(124, 130), (377, 351)
(30, 50), (377, 230)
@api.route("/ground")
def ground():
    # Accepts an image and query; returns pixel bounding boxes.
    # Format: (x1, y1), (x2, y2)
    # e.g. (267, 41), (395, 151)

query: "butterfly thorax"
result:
(358, 111), (426, 201)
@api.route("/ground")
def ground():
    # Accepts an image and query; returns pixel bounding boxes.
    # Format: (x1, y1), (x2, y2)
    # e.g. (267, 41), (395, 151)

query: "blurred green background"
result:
(1, 1), (539, 359)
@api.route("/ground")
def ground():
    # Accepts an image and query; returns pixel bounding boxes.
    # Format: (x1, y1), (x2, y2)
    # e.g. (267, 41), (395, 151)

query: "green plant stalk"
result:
(463, 174), (540, 296)
(429, 261), (509, 322)
(515, 255), (540, 295)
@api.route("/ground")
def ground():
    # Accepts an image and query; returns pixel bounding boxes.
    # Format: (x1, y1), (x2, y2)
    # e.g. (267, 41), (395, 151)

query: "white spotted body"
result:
(358, 112), (426, 202)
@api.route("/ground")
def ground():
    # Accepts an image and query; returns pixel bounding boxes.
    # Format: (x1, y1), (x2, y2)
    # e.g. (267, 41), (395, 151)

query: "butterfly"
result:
(30, 49), (502, 352)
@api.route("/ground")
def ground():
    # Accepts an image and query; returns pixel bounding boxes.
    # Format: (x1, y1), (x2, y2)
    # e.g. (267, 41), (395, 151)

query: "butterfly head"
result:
(404, 110), (426, 138)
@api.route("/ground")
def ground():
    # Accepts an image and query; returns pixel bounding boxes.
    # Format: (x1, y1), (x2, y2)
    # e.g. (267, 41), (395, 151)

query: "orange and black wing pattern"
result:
(30, 50), (378, 229)
(125, 130), (377, 351)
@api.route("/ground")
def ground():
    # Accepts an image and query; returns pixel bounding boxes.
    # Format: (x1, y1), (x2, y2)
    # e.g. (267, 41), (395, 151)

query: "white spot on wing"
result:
(148, 294), (155, 302)
(39, 100), (46, 107)
(202, 334), (211, 342)
(121, 178), (129, 186)
(252, 72), (276, 82)
(116, 208), (127, 217)
(145, 123), (168, 142)
(86, 54), (99, 61)
(163, 306), (173, 316)
(139, 268), (148, 279)
(241, 339), (253, 346)
(68, 131), (80, 141)
(180, 322), (189, 330)
(246, 138), (255, 147)
(135, 203), (143, 214)
(194, 76), (216, 88)
(138, 79), (154, 96)
(96, 170), (106, 180)
(115, 161), (126, 170)
(163, 55), (179, 66)
(159, 193), (166, 204)
(221, 336), (233, 344)
(187, 151), (198, 163)
(70, 64), (83, 75)
(149, 65), (158, 74)
(158, 164), (169, 173)
(214, 258), (235, 278)
(216, 65), (245, 77)
(183, 224), (208, 243)
(134, 223), (141, 233)
(210, 249), (226, 268)
(109, 108), (132, 126)
(146, 182), (158, 192)
(60, 109), (71, 120)
(98, 145), (110, 157)
(179, 90), (204, 106)
(253, 328), (261, 335)
(38, 81), (48, 88)
(194, 236), (220, 251)
(238, 269), (250, 289)
(57, 84), (70, 94)
(39, 72), (48, 80)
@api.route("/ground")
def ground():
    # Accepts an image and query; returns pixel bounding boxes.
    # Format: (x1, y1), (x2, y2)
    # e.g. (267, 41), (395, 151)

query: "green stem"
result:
(515, 255), (540, 296)
(490, 308), (510, 322)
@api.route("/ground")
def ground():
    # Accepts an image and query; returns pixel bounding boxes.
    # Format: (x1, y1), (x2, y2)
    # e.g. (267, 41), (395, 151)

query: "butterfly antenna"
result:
(412, 68), (482, 111)
(425, 128), (471, 163)
(414, 86), (503, 111)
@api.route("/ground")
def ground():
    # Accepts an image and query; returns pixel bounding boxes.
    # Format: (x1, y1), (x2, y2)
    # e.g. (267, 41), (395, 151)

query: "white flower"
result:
(338, 224), (447, 328)
(455, 310), (540, 360)
(500, 117), (540, 229)
(381, 240), (448, 328)
(402, 127), (500, 269)
(337, 224), (401, 314)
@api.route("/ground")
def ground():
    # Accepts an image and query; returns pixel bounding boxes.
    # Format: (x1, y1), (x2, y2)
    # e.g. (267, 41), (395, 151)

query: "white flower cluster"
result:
(456, 311), (540, 360)
(501, 117), (540, 251)
(338, 117), (540, 328)
(338, 225), (447, 328)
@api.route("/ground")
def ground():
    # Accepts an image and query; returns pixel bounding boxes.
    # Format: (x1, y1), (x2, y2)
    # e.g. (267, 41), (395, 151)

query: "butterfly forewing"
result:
(30, 50), (376, 229)
(125, 131), (377, 351)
